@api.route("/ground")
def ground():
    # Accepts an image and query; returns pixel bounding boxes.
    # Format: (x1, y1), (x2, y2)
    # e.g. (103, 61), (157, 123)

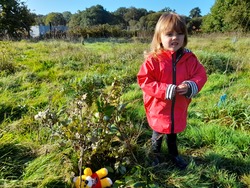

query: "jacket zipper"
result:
(171, 49), (183, 133)
(171, 56), (176, 134)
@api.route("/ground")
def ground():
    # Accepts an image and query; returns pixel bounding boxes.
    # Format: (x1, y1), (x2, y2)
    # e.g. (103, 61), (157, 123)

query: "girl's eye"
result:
(166, 33), (173, 37)
(165, 33), (184, 37)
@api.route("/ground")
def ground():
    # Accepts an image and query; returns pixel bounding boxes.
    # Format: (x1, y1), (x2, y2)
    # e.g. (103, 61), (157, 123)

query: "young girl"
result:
(137, 13), (207, 169)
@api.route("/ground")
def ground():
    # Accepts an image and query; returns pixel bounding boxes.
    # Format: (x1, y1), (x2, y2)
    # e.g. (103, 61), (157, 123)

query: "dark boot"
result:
(152, 155), (160, 166)
(171, 155), (188, 170)
(167, 134), (187, 169)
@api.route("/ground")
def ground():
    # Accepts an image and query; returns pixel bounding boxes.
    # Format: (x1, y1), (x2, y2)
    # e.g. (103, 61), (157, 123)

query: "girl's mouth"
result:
(171, 42), (178, 46)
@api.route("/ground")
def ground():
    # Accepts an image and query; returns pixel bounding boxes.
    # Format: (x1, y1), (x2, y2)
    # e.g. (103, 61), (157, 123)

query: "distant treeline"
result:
(0, 0), (249, 40)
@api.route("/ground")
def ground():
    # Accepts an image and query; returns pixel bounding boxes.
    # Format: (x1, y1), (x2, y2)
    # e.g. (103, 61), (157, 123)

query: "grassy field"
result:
(0, 35), (249, 188)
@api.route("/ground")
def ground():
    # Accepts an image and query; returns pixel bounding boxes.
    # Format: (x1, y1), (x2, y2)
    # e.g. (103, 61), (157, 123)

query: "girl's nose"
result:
(172, 34), (178, 39)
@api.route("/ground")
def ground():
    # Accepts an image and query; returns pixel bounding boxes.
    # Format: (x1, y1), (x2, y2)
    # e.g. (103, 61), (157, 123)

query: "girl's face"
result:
(160, 30), (184, 52)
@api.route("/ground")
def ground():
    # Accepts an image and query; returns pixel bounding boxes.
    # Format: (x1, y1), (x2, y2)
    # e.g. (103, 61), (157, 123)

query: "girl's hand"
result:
(176, 83), (188, 95)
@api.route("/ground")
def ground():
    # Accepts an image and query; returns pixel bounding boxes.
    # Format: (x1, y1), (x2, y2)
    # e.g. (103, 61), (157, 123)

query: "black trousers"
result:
(151, 130), (178, 157)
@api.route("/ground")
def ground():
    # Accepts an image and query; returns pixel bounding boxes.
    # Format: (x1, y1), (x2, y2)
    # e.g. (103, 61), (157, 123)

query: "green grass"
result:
(0, 36), (249, 187)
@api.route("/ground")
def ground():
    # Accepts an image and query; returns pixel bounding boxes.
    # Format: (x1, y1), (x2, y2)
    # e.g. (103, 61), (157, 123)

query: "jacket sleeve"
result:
(137, 57), (171, 100)
(183, 55), (207, 98)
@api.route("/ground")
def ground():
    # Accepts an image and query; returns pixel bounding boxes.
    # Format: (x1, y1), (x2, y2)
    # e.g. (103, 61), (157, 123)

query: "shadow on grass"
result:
(204, 153), (250, 176)
(191, 152), (250, 176)
(0, 143), (36, 180)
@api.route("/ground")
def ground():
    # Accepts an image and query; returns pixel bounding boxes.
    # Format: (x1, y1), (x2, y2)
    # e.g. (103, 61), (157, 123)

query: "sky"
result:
(21, 0), (215, 16)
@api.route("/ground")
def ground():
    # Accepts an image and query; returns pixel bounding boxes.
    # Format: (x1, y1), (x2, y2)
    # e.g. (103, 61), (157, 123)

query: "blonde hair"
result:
(150, 12), (188, 54)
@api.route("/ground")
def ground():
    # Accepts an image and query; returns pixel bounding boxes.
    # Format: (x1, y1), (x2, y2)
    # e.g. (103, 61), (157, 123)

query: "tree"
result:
(113, 7), (130, 28)
(0, 0), (35, 39)
(81, 5), (113, 26)
(123, 7), (148, 30)
(124, 7), (148, 22)
(223, 1), (250, 32)
(68, 11), (82, 28)
(202, 0), (250, 32)
(34, 14), (46, 25)
(187, 17), (203, 33)
(62, 11), (72, 25)
(45, 12), (66, 26)
(188, 7), (202, 33)
(141, 12), (162, 31)
(189, 7), (201, 18)
(160, 7), (175, 13)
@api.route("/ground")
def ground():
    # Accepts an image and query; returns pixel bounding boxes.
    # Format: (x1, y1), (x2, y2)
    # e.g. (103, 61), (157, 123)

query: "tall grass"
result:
(0, 36), (249, 187)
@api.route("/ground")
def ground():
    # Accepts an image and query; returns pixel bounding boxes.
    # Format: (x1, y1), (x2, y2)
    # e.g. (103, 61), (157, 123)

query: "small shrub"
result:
(34, 80), (143, 179)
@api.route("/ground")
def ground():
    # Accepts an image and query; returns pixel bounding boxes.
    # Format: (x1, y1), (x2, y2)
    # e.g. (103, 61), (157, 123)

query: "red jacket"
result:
(137, 48), (207, 134)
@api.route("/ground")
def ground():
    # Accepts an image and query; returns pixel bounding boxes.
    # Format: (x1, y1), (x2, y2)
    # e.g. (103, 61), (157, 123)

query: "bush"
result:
(34, 80), (143, 180)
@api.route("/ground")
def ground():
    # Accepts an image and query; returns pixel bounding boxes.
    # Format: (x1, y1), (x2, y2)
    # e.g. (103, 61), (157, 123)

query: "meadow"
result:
(0, 35), (249, 188)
